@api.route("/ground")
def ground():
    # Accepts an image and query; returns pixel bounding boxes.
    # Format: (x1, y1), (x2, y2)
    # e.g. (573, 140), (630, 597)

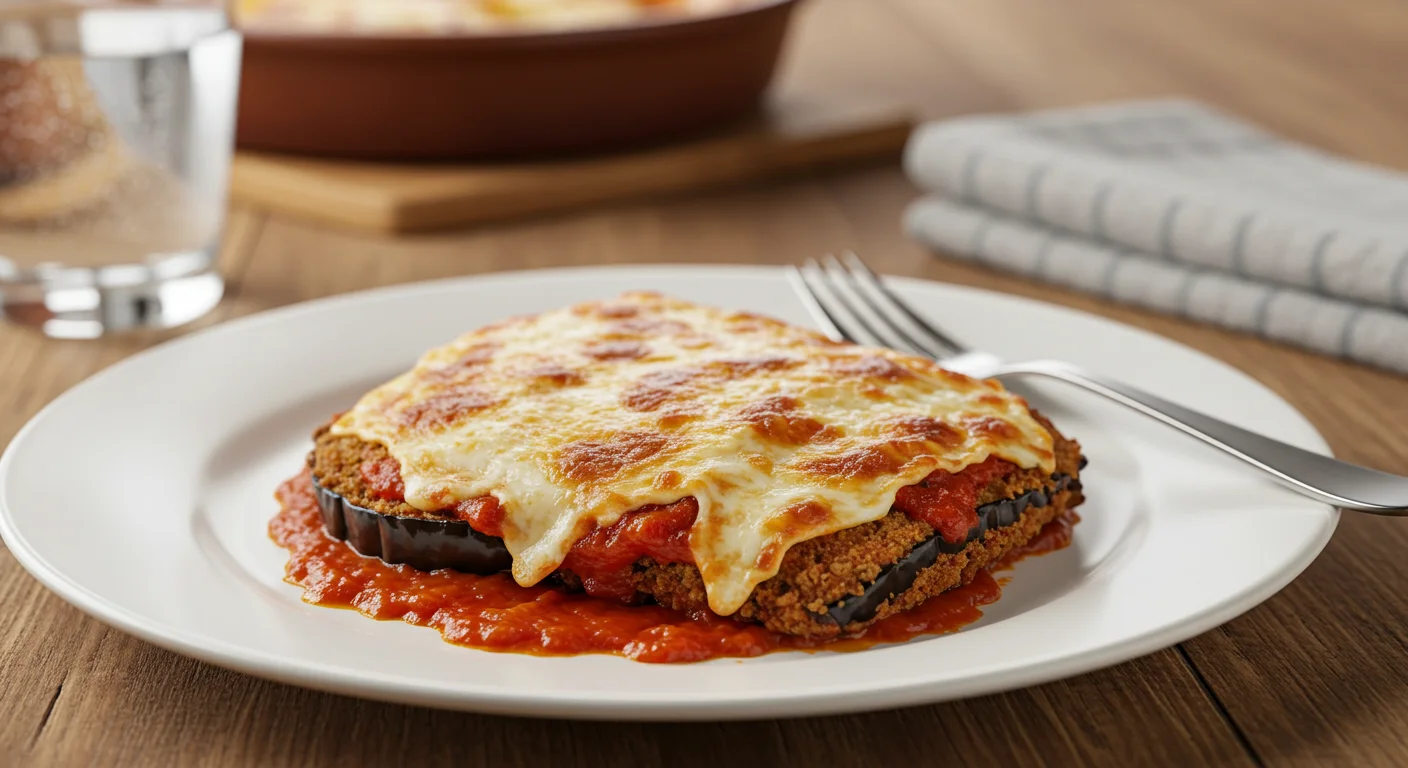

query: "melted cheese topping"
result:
(332, 292), (1055, 615)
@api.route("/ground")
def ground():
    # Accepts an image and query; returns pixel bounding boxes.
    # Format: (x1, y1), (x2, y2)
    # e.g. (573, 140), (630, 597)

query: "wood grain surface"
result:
(229, 103), (914, 234)
(4, 0), (1408, 765)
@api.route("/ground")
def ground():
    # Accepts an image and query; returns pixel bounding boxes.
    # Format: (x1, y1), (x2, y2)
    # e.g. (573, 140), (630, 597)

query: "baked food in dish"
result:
(235, 0), (797, 162)
(306, 292), (1085, 639)
(237, 0), (760, 34)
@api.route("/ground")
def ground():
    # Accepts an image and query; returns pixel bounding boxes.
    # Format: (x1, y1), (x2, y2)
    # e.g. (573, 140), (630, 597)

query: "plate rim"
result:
(0, 263), (1340, 720)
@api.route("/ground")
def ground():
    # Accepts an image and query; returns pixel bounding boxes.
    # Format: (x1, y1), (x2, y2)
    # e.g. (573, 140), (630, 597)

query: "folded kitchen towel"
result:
(901, 98), (1408, 374)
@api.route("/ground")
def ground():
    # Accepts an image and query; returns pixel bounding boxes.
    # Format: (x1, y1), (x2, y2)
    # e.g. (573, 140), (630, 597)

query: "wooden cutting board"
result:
(229, 99), (913, 234)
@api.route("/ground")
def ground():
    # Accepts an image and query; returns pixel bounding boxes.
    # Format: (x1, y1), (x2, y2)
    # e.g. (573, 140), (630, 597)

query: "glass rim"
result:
(0, 2), (233, 59)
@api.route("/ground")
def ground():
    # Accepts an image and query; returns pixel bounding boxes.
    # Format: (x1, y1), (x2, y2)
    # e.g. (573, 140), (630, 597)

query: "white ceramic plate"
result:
(0, 265), (1337, 720)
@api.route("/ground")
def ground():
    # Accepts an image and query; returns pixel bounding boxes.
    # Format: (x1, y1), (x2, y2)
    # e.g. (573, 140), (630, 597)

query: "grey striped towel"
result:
(901, 98), (1408, 374)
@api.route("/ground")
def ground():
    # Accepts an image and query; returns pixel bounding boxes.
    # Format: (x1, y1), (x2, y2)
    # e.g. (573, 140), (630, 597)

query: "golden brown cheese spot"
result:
(770, 499), (832, 532)
(622, 367), (703, 412)
(796, 444), (907, 481)
(725, 311), (790, 335)
(961, 415), (1022, 441)
(756, 500), (833, 570)
(654, 470), (683, 491)
(714, 355), (797, 376)
(423, 342), (500, 383)
(891, 415), (965, 447)
(622, 357), (799, 412)
(556, 431), (671, 483)
(746, 453), (773, 474)
(797, 416), (963, 481)
(577, 302), (640, 319)
(657, 405), (703, 430)
(828, 354), (915, 381)
(395, 385), (499, 430)
(457, 342), (499, 366)
(581, 340), (650, 361)
(736, 396), (836, 446)
(521, 362), (585, 387)
(754, 541), (783, 572)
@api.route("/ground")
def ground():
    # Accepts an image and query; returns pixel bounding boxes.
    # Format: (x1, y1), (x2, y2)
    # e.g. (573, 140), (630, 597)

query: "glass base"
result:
(0, 250), (224, 339)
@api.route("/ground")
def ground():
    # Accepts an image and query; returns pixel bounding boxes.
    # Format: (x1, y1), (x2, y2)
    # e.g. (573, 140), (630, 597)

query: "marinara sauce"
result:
(270, 470), (1074, 663)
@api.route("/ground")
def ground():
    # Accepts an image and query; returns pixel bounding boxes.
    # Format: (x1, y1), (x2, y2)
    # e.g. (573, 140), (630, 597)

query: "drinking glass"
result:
(0, 0), (240, 338)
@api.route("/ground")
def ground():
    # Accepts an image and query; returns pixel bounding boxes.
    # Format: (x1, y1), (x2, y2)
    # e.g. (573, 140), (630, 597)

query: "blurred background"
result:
(1, 0), (1405, 368)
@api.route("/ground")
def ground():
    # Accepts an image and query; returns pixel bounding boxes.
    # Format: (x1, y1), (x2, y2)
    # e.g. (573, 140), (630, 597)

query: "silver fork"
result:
(790, 252), (1408, 514)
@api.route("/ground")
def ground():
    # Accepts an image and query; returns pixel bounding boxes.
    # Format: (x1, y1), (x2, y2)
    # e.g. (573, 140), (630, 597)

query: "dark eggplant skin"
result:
(817, 475), (1076, 627)
(310, 467), (1082, 622)
(310, 476), (512, 574)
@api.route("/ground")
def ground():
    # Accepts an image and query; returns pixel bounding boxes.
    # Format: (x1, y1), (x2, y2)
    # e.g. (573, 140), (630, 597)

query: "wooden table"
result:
(5, 0), (1408, 764)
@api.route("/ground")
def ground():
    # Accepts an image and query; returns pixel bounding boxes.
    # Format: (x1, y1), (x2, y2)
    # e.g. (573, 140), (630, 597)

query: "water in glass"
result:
(0, 1), (240, 337)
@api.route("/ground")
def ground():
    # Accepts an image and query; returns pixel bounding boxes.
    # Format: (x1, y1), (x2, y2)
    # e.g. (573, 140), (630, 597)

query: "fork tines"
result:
(790, 252), (967, 360)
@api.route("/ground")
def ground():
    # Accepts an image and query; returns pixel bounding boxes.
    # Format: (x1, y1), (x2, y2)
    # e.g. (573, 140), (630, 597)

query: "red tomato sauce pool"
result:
(269, 471), (1075, 663)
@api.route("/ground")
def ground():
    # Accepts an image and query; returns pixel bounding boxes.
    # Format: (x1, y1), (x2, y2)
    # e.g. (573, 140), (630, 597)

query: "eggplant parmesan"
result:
(305, 291), (1086, 639)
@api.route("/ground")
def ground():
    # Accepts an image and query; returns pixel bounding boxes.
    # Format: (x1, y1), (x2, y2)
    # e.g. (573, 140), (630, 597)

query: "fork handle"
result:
(999, 359), (1408, 513)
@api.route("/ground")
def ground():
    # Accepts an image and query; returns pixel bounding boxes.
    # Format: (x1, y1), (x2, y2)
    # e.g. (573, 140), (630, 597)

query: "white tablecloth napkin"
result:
(902, 98), (1408, 374)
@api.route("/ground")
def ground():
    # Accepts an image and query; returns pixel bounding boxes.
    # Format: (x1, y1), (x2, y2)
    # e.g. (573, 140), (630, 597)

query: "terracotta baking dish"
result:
(235, 0), (802, 160)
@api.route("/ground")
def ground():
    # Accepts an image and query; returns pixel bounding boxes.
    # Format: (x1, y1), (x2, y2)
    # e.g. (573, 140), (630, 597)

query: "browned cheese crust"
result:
(308, 413), (1084, 639)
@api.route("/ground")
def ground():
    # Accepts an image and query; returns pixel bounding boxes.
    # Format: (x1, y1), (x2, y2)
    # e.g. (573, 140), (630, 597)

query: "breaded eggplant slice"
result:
(307, 415), (1085, 639)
